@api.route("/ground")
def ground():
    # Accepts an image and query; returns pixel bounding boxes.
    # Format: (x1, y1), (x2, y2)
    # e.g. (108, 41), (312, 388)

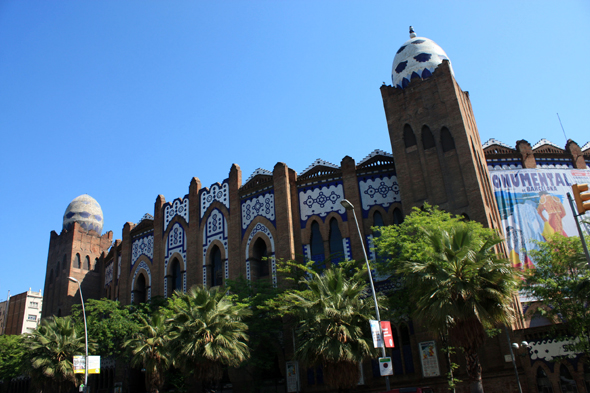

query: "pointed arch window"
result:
(559, 364), (578, 393)
(63, 255), (67, 271)
(310, 221), (325, 267)
(94, 258), (99, 272)
(400, 324), (415, 373)
(170, 258), (182, 293)
(403, 124), (417, 148)
(328, 218), (344, 264)
(422, 125), (435, 150)
(210, 246), (223, 286)
(74, 253), (81, 269)
(134, 274), (147, 305)
(537, 367), (554, 393)
(83, 256), (90, 270)
(251, 238), (269, 280)
(55, 261), (60, 277)
(393, 208), (404, 225)
(441, 127), (456, 152)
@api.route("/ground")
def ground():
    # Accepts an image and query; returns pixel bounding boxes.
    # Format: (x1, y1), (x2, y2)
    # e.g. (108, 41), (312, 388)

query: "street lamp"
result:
(340, 199), (391, 391)
(69, 277), (88, 393)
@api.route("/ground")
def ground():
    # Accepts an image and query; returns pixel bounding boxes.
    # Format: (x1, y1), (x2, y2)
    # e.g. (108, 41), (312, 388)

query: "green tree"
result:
(124, 312), (171, 393)
(397, 224), (519, 393)
(23, 316), (90, 393)
(72, 298), (142, 359)
(282, 266), (376, 390)
(168, 286), (251, 387)
(0, 334), (26, 382)
(521, 233), (590, 357)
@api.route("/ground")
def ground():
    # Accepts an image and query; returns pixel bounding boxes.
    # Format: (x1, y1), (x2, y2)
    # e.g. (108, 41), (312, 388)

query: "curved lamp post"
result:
(340, 199), (390, 391)
(68, 277), (88, 392)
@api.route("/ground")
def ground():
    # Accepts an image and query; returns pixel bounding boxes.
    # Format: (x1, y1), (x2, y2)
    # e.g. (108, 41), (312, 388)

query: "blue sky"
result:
(1, 1), (589, 298)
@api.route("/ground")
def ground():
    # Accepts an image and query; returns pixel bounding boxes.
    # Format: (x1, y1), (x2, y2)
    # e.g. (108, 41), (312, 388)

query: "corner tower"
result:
(42, 195), (112, 318)
(381, 27), (502, 232)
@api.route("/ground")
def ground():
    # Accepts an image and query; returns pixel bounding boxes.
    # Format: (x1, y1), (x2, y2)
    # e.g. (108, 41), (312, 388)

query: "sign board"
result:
(286, 360), (299, 393)
(370, 320), (383, 348)
(379, 357), (393, 376)
(72, 356), (101, 374)
(380, 321), (395, 348)
(419, 341), (440, 377)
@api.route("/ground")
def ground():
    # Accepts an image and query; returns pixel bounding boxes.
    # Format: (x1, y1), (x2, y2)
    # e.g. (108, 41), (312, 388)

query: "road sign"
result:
(379, 357), (393, 376)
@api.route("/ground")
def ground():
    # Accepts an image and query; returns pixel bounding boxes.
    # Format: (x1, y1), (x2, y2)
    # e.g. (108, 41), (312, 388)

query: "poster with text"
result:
(419, 341), (440, 377)
(490, 169), (590, 268)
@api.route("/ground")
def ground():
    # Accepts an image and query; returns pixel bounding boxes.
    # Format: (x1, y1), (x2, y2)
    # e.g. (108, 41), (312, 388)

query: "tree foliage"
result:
(521, 233), (590, 356)
(0, 334), (26, 382)
(282, 266), (377, 390)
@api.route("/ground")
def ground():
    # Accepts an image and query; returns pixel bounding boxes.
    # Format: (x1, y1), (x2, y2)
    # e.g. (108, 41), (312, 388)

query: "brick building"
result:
(41, 28), (590, 393)
(2, 289), (43, 335)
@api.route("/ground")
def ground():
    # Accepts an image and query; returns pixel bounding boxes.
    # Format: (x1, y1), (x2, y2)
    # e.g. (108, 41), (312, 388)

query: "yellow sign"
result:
(72, 356), (101, 374)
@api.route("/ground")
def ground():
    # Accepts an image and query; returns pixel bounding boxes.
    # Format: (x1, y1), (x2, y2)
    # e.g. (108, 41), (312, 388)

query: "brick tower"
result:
(381, 27), (503, 232)
(42, 194), (112, 318)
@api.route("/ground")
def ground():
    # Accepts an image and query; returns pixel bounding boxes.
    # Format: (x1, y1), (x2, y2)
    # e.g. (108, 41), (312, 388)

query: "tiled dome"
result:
(63, 194), (104, 234)
(392, 27), (454, 89)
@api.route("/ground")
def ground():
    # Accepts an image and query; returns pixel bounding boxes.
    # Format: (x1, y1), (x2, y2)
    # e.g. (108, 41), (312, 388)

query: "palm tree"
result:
(284, 267), (376, 390)
(399, 224), (519, 393)
(124, 313), (171, 393)
(168, 286), (251, 386)
(24, 316), (87, 393)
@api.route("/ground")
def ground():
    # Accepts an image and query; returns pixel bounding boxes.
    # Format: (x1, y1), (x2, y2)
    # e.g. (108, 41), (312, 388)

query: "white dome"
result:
(63, 194), (104, 234)
(391, 35), (454, 89)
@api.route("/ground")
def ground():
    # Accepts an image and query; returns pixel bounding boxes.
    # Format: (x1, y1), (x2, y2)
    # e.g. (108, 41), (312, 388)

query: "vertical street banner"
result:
(73, 356), (84, 374)
(419, 341), (440, 377)
(370, 320), (383, 348)
(88, 356), (101, 374)
(286, 361), (299, 393)
(380, 321), (395, 348)
(490, 169), (590, 268)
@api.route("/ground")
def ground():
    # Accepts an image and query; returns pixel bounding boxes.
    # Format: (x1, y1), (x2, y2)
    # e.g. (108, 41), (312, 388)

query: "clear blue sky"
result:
(1, 1), (589, 298)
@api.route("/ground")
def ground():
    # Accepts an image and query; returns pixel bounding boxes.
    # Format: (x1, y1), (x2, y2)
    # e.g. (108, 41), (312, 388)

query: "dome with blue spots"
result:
(392, 29), (454, 89)
(63, 194), (104, 234)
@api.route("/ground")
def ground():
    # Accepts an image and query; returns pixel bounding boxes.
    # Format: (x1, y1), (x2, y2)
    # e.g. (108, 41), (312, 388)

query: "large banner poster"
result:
(490, 169), (590, 268)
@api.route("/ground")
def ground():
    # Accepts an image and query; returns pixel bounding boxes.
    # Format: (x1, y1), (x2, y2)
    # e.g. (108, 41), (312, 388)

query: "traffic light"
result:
(572, 184), (590, 215)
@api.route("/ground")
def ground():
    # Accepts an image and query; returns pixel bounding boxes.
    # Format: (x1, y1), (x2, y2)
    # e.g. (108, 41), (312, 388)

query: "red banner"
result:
(380, 321), (395, 348)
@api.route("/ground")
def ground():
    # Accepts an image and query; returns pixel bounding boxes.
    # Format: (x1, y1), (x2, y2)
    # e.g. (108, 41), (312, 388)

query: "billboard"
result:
(490, 168), (590, 267)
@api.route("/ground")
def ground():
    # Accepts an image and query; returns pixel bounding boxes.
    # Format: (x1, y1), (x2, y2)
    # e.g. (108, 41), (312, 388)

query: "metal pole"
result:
(566, 193), (590, 266)
(70, 277), (89, 393)
(342, 199), (391, 391)
(504, 326), (523, 393)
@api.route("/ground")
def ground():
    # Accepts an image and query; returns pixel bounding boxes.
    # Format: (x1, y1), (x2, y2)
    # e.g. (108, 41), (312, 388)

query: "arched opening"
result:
(393, 208), (404, 225)
(83, 256), (90, 270)
(400, 324), (415, 373)
(373, 211), (384, 228)
(63, 255), (67, 271)
(134, 274), (147, 305)
(328, 218), (344, 264)
(49, 269), (54, 285)
(210, 246), (223, 286)
(422, 125), (435, 150)
(403, 124), (417, 148)
(74, 253), (81, 269)
(536, 367), (554, 393)
(57, 308), (62, 317)
(94, 258), (99, 272)
(251, 238), (269, 280)
(441, 127), (456, 152)
(559, 364), (578, 393)
(169, 258), (182, 294)
(55, 261), (60, 277)
(310, 221), (325, 266)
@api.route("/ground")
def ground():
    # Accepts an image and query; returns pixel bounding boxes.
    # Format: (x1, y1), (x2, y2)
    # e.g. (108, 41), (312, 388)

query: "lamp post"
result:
(69, 277), (88, 393)
(340, 199), (391, 391)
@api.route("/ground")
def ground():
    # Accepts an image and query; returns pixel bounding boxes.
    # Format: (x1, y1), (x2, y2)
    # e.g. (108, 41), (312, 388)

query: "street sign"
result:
(379, 357), (393, 376)
(370, 320), (383, 348)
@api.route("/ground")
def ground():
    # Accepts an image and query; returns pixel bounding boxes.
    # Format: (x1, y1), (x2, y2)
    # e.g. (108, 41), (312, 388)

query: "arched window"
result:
(441, 127), (456, 152)
(62, 255), (67, 271)
(310, 221), (325, 266)
(393, 208), (404, 225)
(422, 125), (435, 150)
(74, 253), (81, 269)
(328, 218), (344, 264)
(134, 274), (147, 305)
(403, 124), (417, 148)
(210, 246), (223, 286)
(94, 258), (99, 271)
(559, 364), (578, 393)
(83, 256), (90, 270)
(49, 269), (54, 284)
(537, 367), (554, 393)
(55, 261), (60, 277)
(373, 211), (384, 228)
(251, 238), (269, 280)
(170, 258), (182, 293)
